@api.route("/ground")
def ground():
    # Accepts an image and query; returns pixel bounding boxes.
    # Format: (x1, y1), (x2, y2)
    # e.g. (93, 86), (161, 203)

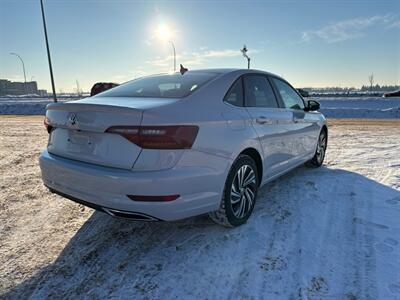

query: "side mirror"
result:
(305, 100), (320, 112)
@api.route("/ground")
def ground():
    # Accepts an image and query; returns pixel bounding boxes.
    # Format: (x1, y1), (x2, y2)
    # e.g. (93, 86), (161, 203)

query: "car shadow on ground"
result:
(4, 166), (400, 299)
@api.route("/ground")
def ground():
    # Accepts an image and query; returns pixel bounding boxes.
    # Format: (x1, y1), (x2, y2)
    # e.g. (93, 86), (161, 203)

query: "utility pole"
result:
(40, 0), (57, 102)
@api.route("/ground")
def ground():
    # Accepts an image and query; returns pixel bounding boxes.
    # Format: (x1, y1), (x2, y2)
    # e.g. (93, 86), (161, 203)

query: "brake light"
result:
(105, 125), (199, 149)
(44, 117), (52, 133)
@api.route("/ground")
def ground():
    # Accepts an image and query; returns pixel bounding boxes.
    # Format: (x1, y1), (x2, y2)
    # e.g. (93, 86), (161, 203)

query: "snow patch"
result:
(1, 118), (399, 299)
(0, 96), (399, 119)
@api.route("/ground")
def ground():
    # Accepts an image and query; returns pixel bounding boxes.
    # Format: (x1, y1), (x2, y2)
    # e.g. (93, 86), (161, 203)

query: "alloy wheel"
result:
(316, 131), (327, 164)
(230, 165), (257, 219)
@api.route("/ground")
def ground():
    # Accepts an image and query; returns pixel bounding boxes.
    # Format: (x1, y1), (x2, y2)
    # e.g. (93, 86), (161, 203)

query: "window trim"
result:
(269, 75), (306, 110)
(242, 74), (280, 108)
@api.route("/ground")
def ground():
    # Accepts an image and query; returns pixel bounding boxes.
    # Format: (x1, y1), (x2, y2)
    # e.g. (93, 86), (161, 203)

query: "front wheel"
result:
(306, 128), (327, 167)
(209, 155), (259, 227)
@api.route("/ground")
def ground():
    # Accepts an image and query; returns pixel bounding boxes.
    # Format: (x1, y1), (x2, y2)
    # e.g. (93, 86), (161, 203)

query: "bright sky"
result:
(1, 0), (399, 92)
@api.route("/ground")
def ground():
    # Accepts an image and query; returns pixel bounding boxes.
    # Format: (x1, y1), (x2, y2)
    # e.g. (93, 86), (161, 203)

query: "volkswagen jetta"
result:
(39, 69), (327, 227)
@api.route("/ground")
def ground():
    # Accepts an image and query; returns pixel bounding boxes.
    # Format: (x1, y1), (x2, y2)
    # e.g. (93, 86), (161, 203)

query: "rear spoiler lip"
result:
(44, 102), (144, 133)
(46, 102), (144, 114)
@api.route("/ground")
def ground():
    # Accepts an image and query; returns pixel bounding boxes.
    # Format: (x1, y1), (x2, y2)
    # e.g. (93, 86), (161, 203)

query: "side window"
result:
(224, 78), (244, 107)
(243, 75), (278, 108)
(272, 78), (305, 110)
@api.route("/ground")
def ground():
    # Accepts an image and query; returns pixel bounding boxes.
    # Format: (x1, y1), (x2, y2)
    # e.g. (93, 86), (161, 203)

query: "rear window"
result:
(96, 72), (218, 98)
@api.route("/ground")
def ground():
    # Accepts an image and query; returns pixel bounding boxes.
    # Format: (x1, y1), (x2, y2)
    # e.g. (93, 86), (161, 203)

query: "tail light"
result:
(44, 117), (52, 133)
(105, 125), (199, 149)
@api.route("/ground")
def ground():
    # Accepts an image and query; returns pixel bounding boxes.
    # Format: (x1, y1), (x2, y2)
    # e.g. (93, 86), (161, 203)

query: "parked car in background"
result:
(39, 69), (327, 227)
(297, 88), (310, 97)
(90, 82), (119, 96)
(383, 90), (400, 97)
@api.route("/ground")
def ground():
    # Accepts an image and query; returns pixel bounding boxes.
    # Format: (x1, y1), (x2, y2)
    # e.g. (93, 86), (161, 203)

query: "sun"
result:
(157, 24), (172, 41)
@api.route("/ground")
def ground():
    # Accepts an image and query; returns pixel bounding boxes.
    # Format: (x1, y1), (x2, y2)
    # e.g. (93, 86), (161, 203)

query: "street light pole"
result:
(169, 41), (176, 72)
(40, 0), (57, 102)
(10, 53), (26, 83)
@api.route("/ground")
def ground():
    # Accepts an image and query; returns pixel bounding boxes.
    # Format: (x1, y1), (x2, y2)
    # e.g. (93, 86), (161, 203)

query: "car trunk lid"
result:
(45, 97), (177, 169)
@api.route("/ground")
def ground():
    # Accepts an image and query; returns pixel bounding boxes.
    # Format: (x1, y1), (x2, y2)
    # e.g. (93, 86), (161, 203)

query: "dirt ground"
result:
(0, 116), (95, 297)
(1, 116), (399, 299)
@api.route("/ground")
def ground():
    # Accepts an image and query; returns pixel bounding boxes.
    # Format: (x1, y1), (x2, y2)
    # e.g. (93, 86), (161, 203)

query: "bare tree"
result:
(368, 74), (374, 91)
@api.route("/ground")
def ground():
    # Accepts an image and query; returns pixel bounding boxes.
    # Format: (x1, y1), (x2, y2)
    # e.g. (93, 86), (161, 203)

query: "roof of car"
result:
(127, 69), (284, 84)
(186, 68), (281, 78)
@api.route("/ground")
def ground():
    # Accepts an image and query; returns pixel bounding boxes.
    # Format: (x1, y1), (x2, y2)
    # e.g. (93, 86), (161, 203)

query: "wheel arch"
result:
(239, 148), (263, 185)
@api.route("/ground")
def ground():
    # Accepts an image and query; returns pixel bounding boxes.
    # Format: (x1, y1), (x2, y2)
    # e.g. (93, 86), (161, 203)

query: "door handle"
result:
(256, 116), (271, 124)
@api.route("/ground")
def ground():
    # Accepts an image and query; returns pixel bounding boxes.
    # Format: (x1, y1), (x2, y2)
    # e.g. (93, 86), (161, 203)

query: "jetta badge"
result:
(68, 113), (78, 127)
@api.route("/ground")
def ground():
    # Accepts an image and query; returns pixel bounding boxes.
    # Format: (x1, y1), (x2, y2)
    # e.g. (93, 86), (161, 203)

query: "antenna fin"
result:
(180, 64), (188, 75)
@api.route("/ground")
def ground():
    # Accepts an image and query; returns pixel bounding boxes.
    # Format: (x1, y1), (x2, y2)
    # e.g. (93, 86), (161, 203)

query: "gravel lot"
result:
(1, 116), (399, 299)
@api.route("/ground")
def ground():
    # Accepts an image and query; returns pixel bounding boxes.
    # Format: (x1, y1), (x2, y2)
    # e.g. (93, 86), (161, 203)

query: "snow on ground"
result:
(0, 117), (400, 299)
(318, 97), (400, 119)
(1, 96), (400, 119)
(0, 98), (68, 115)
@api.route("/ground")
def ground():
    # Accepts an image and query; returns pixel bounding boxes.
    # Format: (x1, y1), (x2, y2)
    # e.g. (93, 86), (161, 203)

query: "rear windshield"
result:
(96, 72), (218, 98)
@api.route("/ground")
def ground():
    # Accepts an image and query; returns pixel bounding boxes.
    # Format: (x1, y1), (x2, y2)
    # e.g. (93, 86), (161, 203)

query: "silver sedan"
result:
(39, 69), (327, 226)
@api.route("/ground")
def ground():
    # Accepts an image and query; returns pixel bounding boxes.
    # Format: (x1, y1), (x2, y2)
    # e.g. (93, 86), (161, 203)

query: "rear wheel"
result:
(306, 129), (327, 167)
(209, 155), (259, 227)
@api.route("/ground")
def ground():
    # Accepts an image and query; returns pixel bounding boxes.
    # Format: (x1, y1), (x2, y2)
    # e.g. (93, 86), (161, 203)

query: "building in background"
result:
(0, 79), (47, 96)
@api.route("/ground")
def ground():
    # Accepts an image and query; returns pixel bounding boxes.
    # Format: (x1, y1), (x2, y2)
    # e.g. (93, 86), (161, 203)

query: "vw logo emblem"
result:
(68, 113), (78, 127)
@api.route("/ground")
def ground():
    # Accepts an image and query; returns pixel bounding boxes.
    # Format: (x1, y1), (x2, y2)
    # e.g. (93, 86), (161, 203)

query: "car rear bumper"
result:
(39, 150), (229, 221)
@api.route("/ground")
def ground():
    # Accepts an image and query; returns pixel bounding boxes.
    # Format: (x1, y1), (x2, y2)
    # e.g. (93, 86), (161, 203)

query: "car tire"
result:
(209, 154), (259, 227)
(306, 128), (327, 168)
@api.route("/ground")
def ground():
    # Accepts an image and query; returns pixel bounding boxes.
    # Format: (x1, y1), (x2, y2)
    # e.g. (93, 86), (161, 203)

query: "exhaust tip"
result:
(102, 208), (160, 221)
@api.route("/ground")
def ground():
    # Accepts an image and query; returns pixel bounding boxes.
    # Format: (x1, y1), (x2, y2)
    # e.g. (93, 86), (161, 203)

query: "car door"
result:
(243, 74), (295, 179)
(270, 76), (320, 160)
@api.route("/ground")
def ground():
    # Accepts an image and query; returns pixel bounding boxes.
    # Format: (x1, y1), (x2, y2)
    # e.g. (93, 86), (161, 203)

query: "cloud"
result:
(145, 55), (177, 67)
(145, 48), (260, 68)
(387, 20), (400, 29)
(200, 49), (242, 58)
(302, 14), (399, 43)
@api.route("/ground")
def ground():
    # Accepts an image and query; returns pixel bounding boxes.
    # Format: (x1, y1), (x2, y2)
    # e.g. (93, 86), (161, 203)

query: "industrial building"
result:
(0, 79), (47, 96)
